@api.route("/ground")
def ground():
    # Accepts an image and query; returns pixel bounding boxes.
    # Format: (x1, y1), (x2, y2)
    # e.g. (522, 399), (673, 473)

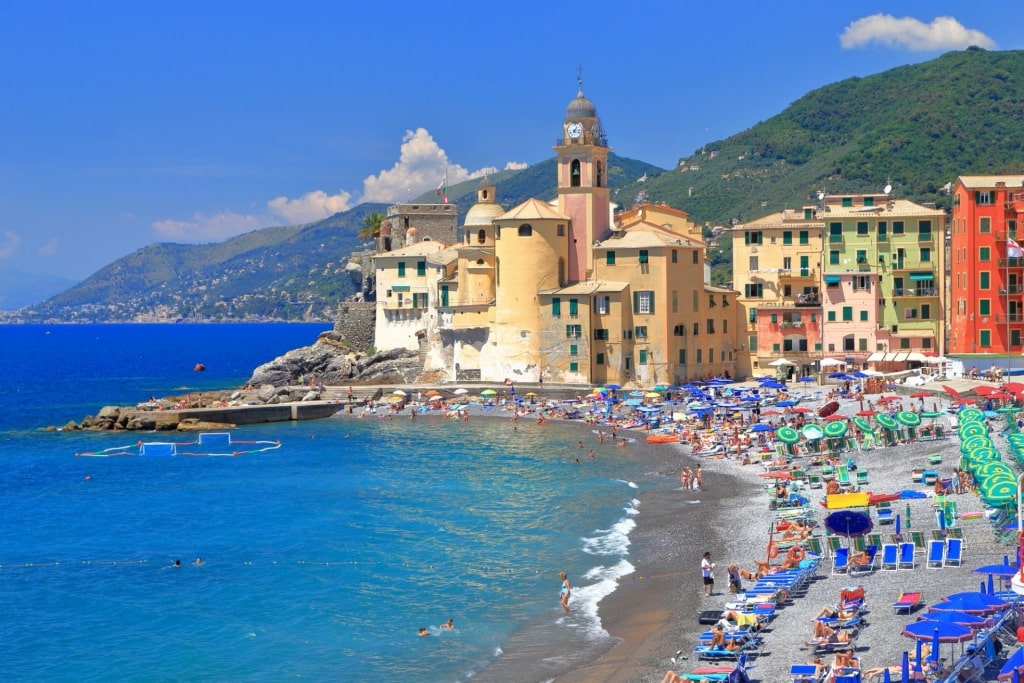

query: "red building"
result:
(949, 175), (1024, 355)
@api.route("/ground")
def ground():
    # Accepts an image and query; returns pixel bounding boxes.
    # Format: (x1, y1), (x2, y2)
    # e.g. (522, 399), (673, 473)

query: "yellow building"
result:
(375, 82), (744, 384)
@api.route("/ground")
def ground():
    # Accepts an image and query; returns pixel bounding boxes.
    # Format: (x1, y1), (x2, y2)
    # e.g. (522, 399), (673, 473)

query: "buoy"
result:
(194, 363), (206, 372)
(787, 546), (805, 564)
(767, 542), (779, 559)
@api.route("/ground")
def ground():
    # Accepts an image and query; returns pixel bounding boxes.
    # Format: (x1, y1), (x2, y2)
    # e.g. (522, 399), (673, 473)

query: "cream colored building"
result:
(374, 84), (744, 384)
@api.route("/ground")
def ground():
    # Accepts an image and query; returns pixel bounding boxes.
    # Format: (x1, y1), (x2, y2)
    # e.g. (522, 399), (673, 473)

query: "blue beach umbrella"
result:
(825, 509), (872, 537)
(605, 383), (621, 391)
(920, 610), (990, 628)
(943, 591), (1010, 608)
(999, 646), (1024, 680)
(903, 620), (973, 642)
(931, 595), (1006, 614)
(902, 651), (910, 683)
(798, 376), (815, 382)
(777, 399), (797, 407)
(750, 423), (774, 432)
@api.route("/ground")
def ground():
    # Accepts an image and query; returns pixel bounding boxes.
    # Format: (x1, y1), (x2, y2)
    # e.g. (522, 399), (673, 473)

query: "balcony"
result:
(1003, 285), (1024, 295)
(998, 257), (1024, 269)
(778, 268), (817, 280)
(758, 295), (822, 309)
(996, 314), (1024, 325)
(762, 351), (818, 360)
(892, 287), (939, 298)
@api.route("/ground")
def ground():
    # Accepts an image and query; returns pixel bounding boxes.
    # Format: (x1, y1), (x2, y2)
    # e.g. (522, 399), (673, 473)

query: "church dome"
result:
(566, 87), (597, 119)
(465, 202), (504, 228)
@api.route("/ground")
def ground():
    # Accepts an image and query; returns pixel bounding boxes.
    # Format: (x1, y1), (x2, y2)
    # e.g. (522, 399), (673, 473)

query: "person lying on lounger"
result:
(803, 621), (853, 647)
(708, 623), (741, 650)
(812, 603), (857, 621)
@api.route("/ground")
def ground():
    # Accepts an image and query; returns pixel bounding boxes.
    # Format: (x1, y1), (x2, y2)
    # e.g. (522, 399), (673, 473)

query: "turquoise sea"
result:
(0, 324), (660, 681)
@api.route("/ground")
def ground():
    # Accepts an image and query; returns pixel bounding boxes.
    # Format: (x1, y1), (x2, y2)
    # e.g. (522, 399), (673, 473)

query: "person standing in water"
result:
(559, 572), (571, 614)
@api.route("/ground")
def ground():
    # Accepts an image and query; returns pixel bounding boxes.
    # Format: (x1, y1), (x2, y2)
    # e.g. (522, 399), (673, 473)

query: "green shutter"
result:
(569, 299), (578, 315)
(633, 291), (639, 313)
(552, 298), (561, 316)
(417, 261), (426, 276)
(648, 292), (655, 314)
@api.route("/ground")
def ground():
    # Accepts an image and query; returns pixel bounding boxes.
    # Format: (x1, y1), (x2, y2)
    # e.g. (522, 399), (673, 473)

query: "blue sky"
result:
(0, 2), (1017, 282)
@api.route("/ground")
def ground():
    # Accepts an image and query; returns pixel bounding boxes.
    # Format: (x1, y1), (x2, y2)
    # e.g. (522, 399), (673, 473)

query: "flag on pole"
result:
(435, 174), (448, 204)
(1008, 237), (1023, 258)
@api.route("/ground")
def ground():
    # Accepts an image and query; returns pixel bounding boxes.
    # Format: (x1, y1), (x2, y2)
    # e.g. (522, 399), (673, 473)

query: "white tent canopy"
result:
(768, 358), (797, 367)
(819, 358), (846, 367)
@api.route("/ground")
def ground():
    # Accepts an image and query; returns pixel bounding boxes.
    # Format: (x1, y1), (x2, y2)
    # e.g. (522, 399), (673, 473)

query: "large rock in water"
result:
(248, 332), (421, 387)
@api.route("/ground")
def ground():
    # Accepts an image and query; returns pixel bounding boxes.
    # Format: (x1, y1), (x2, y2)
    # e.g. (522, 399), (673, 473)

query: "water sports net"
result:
(75, 432), (281, 457)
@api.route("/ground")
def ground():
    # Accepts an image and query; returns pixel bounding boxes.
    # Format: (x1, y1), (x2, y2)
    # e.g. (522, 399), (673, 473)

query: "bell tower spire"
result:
(555, 73), (610, 282)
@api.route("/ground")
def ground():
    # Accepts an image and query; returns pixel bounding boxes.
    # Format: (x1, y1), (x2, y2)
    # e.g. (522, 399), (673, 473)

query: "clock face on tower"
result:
(566, 122), (583, 139)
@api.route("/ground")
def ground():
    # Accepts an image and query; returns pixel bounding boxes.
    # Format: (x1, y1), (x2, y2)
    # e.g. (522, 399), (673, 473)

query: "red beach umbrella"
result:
(856, 409), (877, 417)
(823, 413), (846, 421)
(792, 406), (813, 413)
(910, 391), (931, 399)
(759, 471), (793, 480)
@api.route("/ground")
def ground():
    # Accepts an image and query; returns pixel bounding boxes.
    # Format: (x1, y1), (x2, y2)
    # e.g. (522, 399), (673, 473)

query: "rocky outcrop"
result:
(247, 331), (422, 386)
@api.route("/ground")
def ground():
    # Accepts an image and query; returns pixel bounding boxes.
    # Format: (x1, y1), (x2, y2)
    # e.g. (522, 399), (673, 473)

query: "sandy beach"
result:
(553, 377), (1023, 683)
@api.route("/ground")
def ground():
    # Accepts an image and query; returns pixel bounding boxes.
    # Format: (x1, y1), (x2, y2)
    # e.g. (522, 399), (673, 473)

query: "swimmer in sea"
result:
(193, 557), (203, 566)
(441, 618), (454, 630)
(418, 627), (430, 637)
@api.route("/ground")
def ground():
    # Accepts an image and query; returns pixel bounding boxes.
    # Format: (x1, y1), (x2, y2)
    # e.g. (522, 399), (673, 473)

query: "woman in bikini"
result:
(559, 572), (571, 614)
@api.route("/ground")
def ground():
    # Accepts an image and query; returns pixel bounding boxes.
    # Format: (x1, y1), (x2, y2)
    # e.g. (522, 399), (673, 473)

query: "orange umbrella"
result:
(425, 390), (441, 397)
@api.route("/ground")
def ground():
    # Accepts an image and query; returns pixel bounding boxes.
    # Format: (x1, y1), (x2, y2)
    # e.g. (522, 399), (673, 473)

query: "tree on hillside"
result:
(358, 212), (384, 241)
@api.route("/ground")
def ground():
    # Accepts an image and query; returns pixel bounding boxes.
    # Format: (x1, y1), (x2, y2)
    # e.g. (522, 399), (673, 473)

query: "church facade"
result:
(373, 84), (743, 384)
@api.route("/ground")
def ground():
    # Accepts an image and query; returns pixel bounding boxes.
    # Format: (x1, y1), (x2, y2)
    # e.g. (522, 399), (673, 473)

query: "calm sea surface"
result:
(0, 324), (657, 681)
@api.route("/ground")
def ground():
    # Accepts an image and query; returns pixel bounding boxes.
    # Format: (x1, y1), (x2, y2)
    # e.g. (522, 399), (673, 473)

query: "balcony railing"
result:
(892, 287), (939, 297)
(998, 258), (1024, 268)
(1003, 285), (1024, 295)
(996, 314), (1024, 324)
(761, 351), (817, 360)
(778, 268), (816, 280)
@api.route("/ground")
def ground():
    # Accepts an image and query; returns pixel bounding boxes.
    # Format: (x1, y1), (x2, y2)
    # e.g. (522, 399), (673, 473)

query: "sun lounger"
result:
(848, 545), (877, 576)
(832, 547), (849, 574)
(826, 535), (843, 556)
(909, 531), (928, 552)
(944, 537), (962, 567)
(876, 506), (894, 525)
(880, 543), (899, 571)
(808, 624), (861, 655)
(926, 539), (945, 568)
(892, 591), (923, 614)
(789, 663), (821, 683)
(898, 541), (915, 570)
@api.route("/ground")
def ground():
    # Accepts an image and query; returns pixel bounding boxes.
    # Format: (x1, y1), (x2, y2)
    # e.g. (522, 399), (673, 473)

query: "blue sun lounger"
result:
(898, 542), (915, 570)
(880, 543), (899, 571)
(926, 539), (945, 568)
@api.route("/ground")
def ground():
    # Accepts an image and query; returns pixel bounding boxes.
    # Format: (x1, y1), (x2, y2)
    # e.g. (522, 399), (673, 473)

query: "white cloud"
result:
(152, 211), (263, 242)
(152, 127), (522, 242)
(0, 230), (21, 259)
(840, 14), (996, 51)
(267, 189), (353, 225)
(360, 127), (500, 202)
(504, 161), (529, 171)
(37, 237), (59, 257)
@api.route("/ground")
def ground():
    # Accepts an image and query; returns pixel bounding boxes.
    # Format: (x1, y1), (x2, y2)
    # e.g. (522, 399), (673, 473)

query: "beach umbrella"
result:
(792, 406), (813, 413)
(628, 391), (644, 398)
(911, 391), (932, 399)
(825, 509), (872, 538)
(920, 610), (991, 628)
(480, 389), (497, 397)
(605, 384), (621, 391)
(801, 423), (824, 440)
(876, 414), (900, 430)
(759, 471), (793, 480)
(853, 417), (873, 433)
(749, 423), (774, 432)
(823, 413), (846, 421)
(453, 388), (468, 395)
(644, 392), (661, 398)
(798, 376), (815, 383)
(902, 620), (972, 642)
(776, 426), (800, 444)
(817, 400), (840, 418)
(973, 561), (1020, 577)
(392, 389), (407, 396)
(901, 651), (910, 683)
(856, 409), (877, 416)
(652, 384), (668, 392)
(624, 399), (642, 407)
(930, 596), (1005, 614)
(998, 646), (1024, 680)
(425, 389), (441, 396)
(896, 411), (922, 427)
(427, 394), (442, 402)
(828, 372), (849, 379)
(525, 392), (537, 397)
(776, 399), (797, 407)
(959, 408), (985, 422)
(823, 420), (848, 438)
(921, 411), (944, 418)
(852, 371), (869, 379)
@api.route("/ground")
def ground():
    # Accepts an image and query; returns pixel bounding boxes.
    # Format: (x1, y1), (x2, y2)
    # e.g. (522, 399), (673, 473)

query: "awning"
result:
(882, 352), (899, 362)
(906, 352), (927, 362)
(866, 352), (885, 362)
(391, 285), (410, 291)
(893, 352), (910, 362)
(908, 272), (934, 281)
(824, 275), (842, 284)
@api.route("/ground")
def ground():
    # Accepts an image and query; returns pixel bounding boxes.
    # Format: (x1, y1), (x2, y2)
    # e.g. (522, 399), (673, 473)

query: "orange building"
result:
(949, 175), (1024, 355)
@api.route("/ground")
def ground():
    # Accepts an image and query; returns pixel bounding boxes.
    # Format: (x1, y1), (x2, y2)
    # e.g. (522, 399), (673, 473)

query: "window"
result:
(671, 249), (678, 263)
(417, 261), (426, 276)
(566, 324), (581, 338)
(829, 250), (840, 265)
(706, 319), (715, 334)
(672, 290), (678, 313)
(748, 335), (757, 351)
(568, 299), (578, 317)
(981, 272), (991, 290)
(864, 196), (874, 207)
(570, 159), (581, 187)
(594, 329), (609, 340)
(606, 251), (616, 265)
(634, 291), (655, 313)
(856, 249), (867, 264)
(827, 311), (836, 322)
(980, 217), (991, 233)
(893, 221), (904, 235)
(783, 231), (792, 245)
(842, 197), (852, 207)
(829, 222), (842, 243)
(980, 299), (991, 315)
(673, 324), (685, 337)
(748, 308), (757, 323)
(722, 318), (729, 334)
(842, 307), (853, 321)
(692, 322), (699, 336)
(976, 191), (993, 205)
(412, 293), (428, 308)
(696, 349), (703, 363)
(799, 231), (809, 245)
(596, 353), (604, 365)
(857, 221), (868, 236)
(919, 220), (932, 239)
(639, 350), (647, 365)
(749, 255), (759, 271)
(557, 224), (565, 236)
(980, 247), (991, 262)
(397, 262), (406, 277)
(905, 308), (917, 319)
(921, 304), (931, 319)
(638, 250), (649, 264)
(634, 326), (647, 339)
(859, 338), (868, 351)
(878, 221), (887, 242)
(551, 298), (561, 316)
(692, 290), (699, 312)
(744, 283), (764, 298)
(744, 231), (763, 245)
(595, 295), (609, 314)
(692, 250), (699, 264)
(860, 310), (868, 321)
(518, 224), (532, 237)
(980, 330), (991, 347)
(624, 329), (633, 340)
(569, 361), (579, 372)
(569, 344), (578, 356)
(679, 349), (687, 364)
(770, 313), (778, 324)
(920, 247), (931, 262)
(477, 229), (486, 244)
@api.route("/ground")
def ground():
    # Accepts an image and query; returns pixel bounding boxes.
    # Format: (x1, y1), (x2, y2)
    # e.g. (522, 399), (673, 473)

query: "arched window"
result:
(477, 229), (486, 244)
(518, 224), (533, 237)
(570, 160), (581, 187)
(596, 161), (603, 187)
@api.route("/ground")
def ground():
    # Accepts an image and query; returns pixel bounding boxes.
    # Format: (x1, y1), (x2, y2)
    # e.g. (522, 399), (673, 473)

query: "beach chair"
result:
(851, 535), (866, 552)
(910, 531), (928, 553)
(880, 543), (899, 571)
(849, 545), (877, 576)
(892, 591), (923, 614)
(832, 547), (849, 574)
(806, 536), (824, 557)
(928, 453), (942, 465)
(789, 664), (821, 683)
(898, 542), (915, 570)
(946, 527), (965, 542)
(876, 505), (894, 525)
(821, 465), (835, 481)
(926, 539), (945, 568)
(944, 538), (963, 567)
(807, 474), (822, 489)
(855, 470), (869, 486)
(865, 533), (883, 550)
(826, 535), (843, 556)
(836, 465), (852, 488)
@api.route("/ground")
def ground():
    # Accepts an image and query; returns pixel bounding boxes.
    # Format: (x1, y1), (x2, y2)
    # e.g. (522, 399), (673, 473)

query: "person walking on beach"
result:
(701, 552), (715, 597)
(559, 571), (571, 614)
(695, 465), (704, 490)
